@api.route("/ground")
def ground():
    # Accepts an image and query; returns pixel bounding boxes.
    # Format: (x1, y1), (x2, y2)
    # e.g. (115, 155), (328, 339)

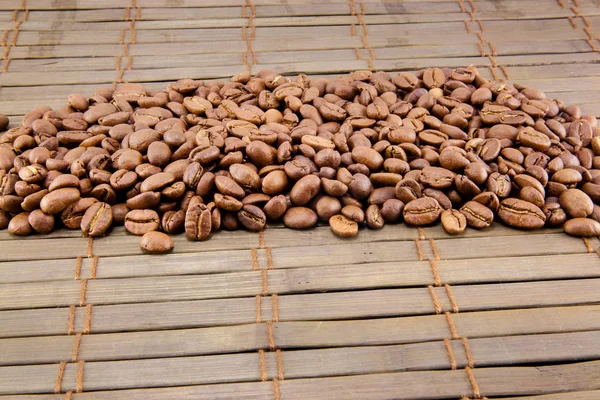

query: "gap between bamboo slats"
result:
(1, 305), (600, 366)
(1, 275), (600, 337)
(0, 331), (599, 395)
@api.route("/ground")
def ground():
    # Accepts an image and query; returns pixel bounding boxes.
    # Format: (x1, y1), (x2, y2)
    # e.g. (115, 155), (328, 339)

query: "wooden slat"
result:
(0, 331), (599, 395)
(2, 277), (600, 337)
(1, 305), (599, 365)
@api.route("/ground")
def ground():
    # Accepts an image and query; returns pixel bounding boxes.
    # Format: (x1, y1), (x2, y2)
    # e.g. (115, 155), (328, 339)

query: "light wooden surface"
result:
(2, 0), (600, 398)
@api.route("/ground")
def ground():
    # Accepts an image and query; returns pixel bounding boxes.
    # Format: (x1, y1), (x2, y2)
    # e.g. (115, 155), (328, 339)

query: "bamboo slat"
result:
(0, 331), (599, 395)
(2, 276), (600, 337)
(1, 305), (599, 366)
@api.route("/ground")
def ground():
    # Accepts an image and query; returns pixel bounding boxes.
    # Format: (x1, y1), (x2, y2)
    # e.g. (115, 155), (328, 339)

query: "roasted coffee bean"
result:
(8, 212), (32, 236)
(81, 202), (113, 237)
(329, 214), (358, 237)
(28, 209), (55, 234)
(380, 198), (404, 222)
(238, 204), (267, 231)
(365, 204), (384, 229)
(543, 202), (567, 227)
(403, 197), (442, 226)
(460, 201), (493, 229)
(441, 209), (467, 234)
(161, 210), (185, 234)
(290, 174), (321, 205)
(124, 209), (160, 235)
(283, 207), (318, 229)
(563, 218), (600, 237)
(140, 231), (174, 253)
(498, 198), (546, 229)
(185, 201), (212, 240)
(559, 188), (593, 218)
(40, 187), (80, 214)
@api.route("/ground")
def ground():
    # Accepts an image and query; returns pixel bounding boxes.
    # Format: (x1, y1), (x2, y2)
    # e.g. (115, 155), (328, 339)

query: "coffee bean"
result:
(185, 201), (212, 240)
(498, 198), (546, 229)
(543, 202), (567, 227)
(81, 202), (113, 237)
(564, 218), (600, 237)
(140, 231), (174, 253)
(315, 196), (342, 221)
(290, 174), (321, 205)
(140, 172), (175, 193)
(125, 209), (160, 235)
(40, 187), (80, 215)
(283, 207), (318, 229)
(441, 209), (467, 234)
(161, 210), (185, 234)
(28, 209), (55, 234)
(8, 212), (32, 236)
(559, 188), (593, 218)
(460, 201), (493, 229)
(366, 204), (384, 229)
(238, 204), (267, 232)
(329, 214), (358, 237)
(403, 197), (442, 226)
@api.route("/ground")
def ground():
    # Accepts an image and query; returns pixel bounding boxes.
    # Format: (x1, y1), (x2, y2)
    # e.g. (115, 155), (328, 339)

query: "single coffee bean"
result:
(27, 209), (54, 234)
(341, 204), (365, 223)
(283, 207), (318, 229)
(460, 201), (493, 229)
(380, 198), (404, 222)
(238, 204), (267, 231)
(215, 175), (245, 199)
(420, 166), (455, 189)
(185, 201), (212, 240)
(365, 204), (384, 229)
(263, 195), (288, 220)
(124, 209), (160, 235)
(161, 209), (185, 234)
(112, 203), (130, 225)
(329, 214), (359, 237)
(403, 197), (442, 226)
(441, 209), (467, 234)
(315, 195), (342, 221)
(140, 231), (174, 253)
(563, 218), (600, 237)
(40, 187), (80, 215)
(559, 188), (593, 218)
(140, 172), (175, 193)
(290, 174), (321, 205)
(81, 202), (113, 237)
(0, 210), (10, 230)
(498, 198), (546, 229)
(8, 212), (32, 236)
(543, 202), (567, 227)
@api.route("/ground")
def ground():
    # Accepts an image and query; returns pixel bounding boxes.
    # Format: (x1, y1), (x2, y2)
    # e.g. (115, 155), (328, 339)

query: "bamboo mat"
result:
(2, 0), (600, 399)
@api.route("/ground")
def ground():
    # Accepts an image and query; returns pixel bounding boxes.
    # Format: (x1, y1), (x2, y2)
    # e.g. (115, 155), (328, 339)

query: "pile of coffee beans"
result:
(1, 67), (600, 253)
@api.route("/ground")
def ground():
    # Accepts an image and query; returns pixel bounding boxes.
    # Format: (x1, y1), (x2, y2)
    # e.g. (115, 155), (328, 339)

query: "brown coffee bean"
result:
(262, 170), (288, 195)
(341, 204), (365, 223)
(395, 178), (422, 203)
(440, 209), (467, 234)
(487, 172), (511, 198)
(559, 188), (593, 218)
(403, 197), (442, 226)
(28, 209), (55, 234)
(141, 231), (174, 253)
(460, 201), (493, 229)
(8, 212), (32, 236)
(283, 207), (318, 229)
(140, 172), (175, 193)
(238, 204), (267, 231)
(498, 198), (546, 229)
(351, 146), (384, 171)
(81, 202), (113, 237)
(161, 210), (185, 234)
(40, 187), (80, 215)
(329, 214), (358, 237)
(380, 198), (404, 222)
(365, 204), (384, 229)
(125, 209), (160, 235)
(543, 202), (567, 227)
(185, 201), (212, 240)
(315, 196), (342, 221)
(290, 174), (321, 205)
(564, 218), (600, 237)
(420, 166), (455, 189)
